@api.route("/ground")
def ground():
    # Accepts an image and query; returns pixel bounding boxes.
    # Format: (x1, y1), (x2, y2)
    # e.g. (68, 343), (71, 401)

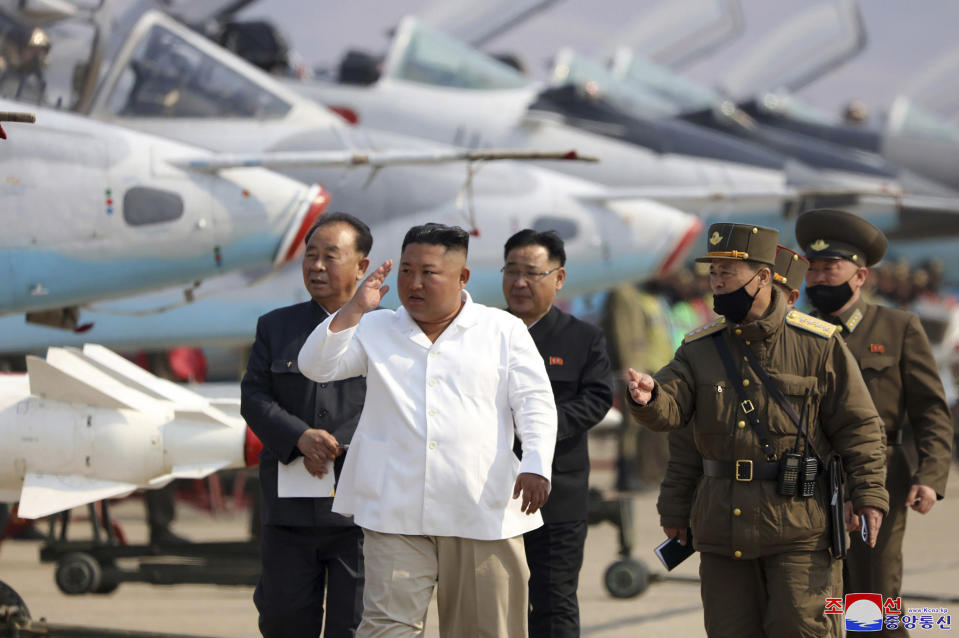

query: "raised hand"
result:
(626, 368), (655, 406)
(330, 260), (392, 333)
(353, 260), (393, 313)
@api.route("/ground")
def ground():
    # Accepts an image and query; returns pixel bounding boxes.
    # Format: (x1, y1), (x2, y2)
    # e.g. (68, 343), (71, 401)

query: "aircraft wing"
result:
(581, 184), (891, 207)
(171, 148), (597, 173)
(17, 473), (139, 519)
(0, 111), (36, 140)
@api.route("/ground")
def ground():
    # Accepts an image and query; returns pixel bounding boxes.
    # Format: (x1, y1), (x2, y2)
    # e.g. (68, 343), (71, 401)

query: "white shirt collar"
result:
(395, 289), (478, 341)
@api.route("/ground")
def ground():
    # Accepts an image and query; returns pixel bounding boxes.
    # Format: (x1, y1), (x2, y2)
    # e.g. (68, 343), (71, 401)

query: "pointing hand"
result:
(626, 368), (655, 405)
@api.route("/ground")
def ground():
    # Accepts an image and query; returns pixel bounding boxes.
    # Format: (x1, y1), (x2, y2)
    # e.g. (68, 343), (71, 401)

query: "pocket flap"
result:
(270, 359), (300, 374)
(860, 355), (894, 372)
(768, 373), (817, 397)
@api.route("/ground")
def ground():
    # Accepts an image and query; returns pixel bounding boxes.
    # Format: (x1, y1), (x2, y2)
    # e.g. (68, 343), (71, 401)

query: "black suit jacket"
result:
(521, 306), (613, 523)
(240, 301), (366, 528)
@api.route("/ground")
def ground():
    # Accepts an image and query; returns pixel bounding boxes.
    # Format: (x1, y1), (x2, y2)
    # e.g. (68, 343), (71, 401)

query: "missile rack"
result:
(36, 500), (260, 596)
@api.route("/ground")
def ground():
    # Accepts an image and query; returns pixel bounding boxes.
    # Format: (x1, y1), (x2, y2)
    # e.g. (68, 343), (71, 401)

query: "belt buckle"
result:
(741, 400), (755, 414)
(735, 459), (753, 482)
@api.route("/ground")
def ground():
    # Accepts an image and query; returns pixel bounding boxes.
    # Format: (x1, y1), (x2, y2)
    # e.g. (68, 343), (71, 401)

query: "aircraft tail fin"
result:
(17, 473), (138, 519)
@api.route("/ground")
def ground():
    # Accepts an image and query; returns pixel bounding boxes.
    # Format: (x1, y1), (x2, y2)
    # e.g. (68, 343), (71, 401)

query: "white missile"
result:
(0, 344), (262, 519)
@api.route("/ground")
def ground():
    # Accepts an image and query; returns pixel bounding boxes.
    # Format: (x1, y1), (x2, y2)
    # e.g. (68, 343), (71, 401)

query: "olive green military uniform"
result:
(635, 223), (888, 638)
(797, 210), (953, 638)
(655, 243), (815, 571)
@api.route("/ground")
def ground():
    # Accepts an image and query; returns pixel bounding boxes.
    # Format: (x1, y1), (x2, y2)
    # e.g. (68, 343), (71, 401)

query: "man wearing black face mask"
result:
(797, 209), (953, 638)
(627, 222), (887, 638)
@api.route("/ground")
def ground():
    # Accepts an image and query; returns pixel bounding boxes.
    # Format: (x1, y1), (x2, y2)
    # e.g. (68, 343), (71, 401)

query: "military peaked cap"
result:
(795, 209), (887, 267)
(773, 245), (809, 292)
(694, 222), (778, 266)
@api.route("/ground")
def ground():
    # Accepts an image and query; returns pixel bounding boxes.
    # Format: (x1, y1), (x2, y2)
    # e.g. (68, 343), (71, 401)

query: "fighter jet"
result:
(0, 164), (702, 353)
(0, 95), (327, 328)
(0, 9), (606, 331)
(0, 344), (263, 519)
(0, 9), (703, 353)
(290, 17), (792, 199)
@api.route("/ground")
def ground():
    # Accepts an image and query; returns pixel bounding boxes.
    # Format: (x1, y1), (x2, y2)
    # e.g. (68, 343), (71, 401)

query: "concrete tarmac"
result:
(1, 464), (956, 637)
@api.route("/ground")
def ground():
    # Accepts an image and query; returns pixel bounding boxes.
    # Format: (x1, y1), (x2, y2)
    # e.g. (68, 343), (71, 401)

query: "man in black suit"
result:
(503, 230), (613, 638)
(241, 213), (372, 638)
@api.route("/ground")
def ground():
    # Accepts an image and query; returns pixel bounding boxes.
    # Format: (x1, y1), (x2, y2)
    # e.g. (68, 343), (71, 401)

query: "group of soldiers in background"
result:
(607, 255), (958, 493)
(610, 210), (954, 637)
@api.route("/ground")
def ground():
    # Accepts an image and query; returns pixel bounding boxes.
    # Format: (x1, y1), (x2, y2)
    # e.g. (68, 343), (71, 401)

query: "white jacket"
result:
(298, 292), (557, 540)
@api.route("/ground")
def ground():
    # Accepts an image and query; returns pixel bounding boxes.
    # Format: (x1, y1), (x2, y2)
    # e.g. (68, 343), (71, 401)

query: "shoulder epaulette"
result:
(684, 317), (726, 343)
(785, 310), (837, 339)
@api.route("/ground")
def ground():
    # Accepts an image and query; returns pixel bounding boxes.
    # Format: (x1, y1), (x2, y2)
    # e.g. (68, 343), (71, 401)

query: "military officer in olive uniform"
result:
(629, 223), (888, 638)
(656, 244), (812, 565)
(797, 209), (953, 637)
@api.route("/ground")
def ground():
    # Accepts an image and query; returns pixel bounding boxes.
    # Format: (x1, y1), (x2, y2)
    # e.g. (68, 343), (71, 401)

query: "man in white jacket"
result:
(298, 223), (558, 638)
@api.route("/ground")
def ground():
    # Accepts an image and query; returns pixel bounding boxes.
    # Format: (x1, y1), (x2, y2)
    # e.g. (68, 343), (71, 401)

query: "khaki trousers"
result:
(700, 549), (842, 638)
(357, 529), (529, 638)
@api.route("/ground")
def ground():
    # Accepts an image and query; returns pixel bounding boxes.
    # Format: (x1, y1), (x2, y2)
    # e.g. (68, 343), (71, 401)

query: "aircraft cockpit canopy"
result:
(887, 98), (959, 144)
(754, 90), (838, 126)
(106, 23), (291, 119)
(550, 49), (678, 119)
(384, 17), (528, 91)
(612, 49), (721, 114)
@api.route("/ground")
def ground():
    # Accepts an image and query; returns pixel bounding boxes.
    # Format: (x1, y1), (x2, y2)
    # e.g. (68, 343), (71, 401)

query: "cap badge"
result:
(709, 231), (723, 246)
(810, 239), (829, 251)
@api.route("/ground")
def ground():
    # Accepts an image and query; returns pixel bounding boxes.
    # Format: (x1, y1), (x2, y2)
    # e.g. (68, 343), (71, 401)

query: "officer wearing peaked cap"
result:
(773, 245), (810, 308)
(798, 209), (953, 638)
(628, 222), (888, 637)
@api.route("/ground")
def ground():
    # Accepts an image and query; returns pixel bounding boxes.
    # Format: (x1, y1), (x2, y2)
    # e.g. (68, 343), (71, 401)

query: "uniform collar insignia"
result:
(548, 356), (564, 366)
(709, 231), (723, 246)
(870, 344), (885, 353)
(844, 308), (863, 333)
(810, 239), (829, 251)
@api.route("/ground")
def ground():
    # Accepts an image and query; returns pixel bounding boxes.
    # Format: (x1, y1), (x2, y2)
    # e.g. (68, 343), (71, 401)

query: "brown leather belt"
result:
(703, 459), (779, 482)
(886, 429), (903, 446)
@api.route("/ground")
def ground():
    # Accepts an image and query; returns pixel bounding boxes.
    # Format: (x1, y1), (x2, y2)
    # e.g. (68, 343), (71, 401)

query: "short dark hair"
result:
(503, 229), (566, 266)
(303, 212), (373, 256)
(401, 223), (469, 255)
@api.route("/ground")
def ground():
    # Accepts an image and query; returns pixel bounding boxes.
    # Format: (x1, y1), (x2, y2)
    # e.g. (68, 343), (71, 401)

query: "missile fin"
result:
(79, 344), (208, 406)
(17, 473), (137, 519)
(27, 355), (129, 409)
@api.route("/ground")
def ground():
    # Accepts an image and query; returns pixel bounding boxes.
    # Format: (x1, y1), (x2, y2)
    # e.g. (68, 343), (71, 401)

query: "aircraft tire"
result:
(55, 552), (102, 595)
(604, 558), (649, 599)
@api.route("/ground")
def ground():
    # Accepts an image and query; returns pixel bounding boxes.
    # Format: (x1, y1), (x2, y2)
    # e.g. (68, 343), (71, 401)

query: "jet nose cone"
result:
(601, 198), (702, 277)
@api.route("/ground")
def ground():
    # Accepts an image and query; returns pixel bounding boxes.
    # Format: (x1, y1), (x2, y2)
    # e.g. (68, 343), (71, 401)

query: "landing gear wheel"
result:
(92, 559), (119, 594)
(0, 579), (31, 620)
(55, 552), (102, 595)
(604, 558), (649, 599)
